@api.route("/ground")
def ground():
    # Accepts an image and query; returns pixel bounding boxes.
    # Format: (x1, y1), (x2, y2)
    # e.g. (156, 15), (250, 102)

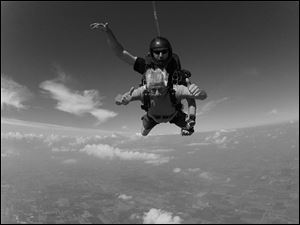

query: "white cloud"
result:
(90, 109), (118, 124)
(268, 109), (279, 115)
(43, 134), (64, 146)
(39, 77), (117, 124)
(197, 97), (228, 116)
(118, 194), (132, 200)
(1, 131), (44, 141)
(199, 172), (214, 180)
(173, 168), (181, 173)
(143, 208), (182, 224)
(204, 130), (232, 147)
(1, 131), (170, 164)
(1, 74), (32, 110)
(1, 148), (20, 158)
(80, 144), (170, 165)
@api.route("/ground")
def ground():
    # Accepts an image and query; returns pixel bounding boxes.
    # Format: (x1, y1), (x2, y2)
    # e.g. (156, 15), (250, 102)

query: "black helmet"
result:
(149, 36), (173, 66)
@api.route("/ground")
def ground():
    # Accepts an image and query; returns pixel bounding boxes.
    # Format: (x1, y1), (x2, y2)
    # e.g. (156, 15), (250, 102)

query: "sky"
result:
(1, 1), (299, 135)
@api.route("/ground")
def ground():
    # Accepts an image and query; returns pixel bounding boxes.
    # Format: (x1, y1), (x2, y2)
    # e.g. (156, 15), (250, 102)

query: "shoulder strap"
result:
(168, 87), (183, 111)
(141, 89), (151, 111)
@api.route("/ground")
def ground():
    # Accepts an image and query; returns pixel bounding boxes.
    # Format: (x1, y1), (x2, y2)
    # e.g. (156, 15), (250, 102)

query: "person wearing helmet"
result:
(115, 68), (207, 136)
(91, 22), (201, 135)
(148, 36), (173, 67)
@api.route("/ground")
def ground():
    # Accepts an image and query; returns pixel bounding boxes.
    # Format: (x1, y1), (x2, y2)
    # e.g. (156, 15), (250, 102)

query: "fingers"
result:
(129, 87), (135, 95)
(90, 22), (108, 30)
(188, 84), (201, 96)
(90, 23), (100, 29)
(115, 94), (123, 105)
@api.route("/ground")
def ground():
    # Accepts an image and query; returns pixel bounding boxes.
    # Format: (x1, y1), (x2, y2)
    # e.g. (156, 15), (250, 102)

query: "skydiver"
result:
(91, 22), (201, 135)
(115, 68), (207, 136)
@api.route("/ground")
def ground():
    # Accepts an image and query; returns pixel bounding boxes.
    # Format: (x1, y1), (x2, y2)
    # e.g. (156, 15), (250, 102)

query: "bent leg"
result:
(169, 111), (194, 136)
(169, 110), (188, 128)
(186, 98), (196, 126)
(141, 114), (158, 136)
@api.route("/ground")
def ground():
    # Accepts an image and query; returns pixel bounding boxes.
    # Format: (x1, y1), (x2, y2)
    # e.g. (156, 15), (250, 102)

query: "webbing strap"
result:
(152, 1), (161, 36)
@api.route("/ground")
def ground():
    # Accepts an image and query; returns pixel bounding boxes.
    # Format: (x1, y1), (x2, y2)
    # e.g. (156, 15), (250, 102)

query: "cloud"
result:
(197, 97), (229, 116)
(90, 109), (118, 124)
(173, 168), (182, 173)
(39, 77), (117, 124)
(143, 208), (182, 224)
(1, 74), (32, 110)
(118, 194), (132, 200)
(1, 148), (20, 158)
(1, 131), (170, 165)
(1, 131), (44, 141)
(199, 171), (214, 180)
(204, 130), (231, 148)
(80, 144), (170, 165)
(268, 109), (279, 115)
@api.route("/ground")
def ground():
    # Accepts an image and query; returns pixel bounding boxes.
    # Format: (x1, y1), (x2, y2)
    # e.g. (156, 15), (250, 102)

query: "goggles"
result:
(153, 49), (169, 55)
(148, 86), (167, 95)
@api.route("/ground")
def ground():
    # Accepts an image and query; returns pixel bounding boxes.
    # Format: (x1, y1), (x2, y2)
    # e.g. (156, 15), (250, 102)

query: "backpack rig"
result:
(140, 69), (191, 112)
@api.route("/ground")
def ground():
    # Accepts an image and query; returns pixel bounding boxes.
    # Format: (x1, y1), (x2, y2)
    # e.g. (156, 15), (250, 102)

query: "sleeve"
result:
(130, 86), (146, 102)
(172, 53), (181, 70)
(174, 85), (190, 99)
(133, 57), (146, 75)
(174, 85), (207, 100)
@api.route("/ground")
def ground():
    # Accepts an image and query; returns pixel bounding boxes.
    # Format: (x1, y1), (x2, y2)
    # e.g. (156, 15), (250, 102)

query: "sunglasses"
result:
(153, 49), (169, 55)
(149, 87), (167, 94)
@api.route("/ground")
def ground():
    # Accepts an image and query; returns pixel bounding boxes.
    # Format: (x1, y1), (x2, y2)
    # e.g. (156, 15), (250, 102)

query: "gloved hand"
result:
(90, 22), (109, 31)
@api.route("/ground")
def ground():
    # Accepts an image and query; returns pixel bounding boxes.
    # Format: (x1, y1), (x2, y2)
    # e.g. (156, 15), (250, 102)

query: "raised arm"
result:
(175, 85), (207, 100)
(90, 22), (137, 65)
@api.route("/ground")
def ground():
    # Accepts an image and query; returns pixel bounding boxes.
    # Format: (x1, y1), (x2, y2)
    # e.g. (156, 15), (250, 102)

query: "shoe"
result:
(181, 127), (194, 136)
(141, 128), (152, 136)
(186, 117), (196, 129)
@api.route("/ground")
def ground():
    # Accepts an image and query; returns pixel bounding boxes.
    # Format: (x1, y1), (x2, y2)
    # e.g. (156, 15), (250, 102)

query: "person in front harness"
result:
(115, 68), (207, 136)
(91, 22), (202, 135)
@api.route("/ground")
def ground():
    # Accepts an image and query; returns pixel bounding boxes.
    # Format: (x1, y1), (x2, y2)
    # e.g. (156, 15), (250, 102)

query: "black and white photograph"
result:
(1, 1), (299, 224)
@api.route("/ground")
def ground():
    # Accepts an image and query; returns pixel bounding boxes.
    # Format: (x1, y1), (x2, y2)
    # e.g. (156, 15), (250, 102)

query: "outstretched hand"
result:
(188, 84), (207, 100)
(188, 83), (201, 96)
(90, 22), (109, 31)
(115, 87), (135, 105)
